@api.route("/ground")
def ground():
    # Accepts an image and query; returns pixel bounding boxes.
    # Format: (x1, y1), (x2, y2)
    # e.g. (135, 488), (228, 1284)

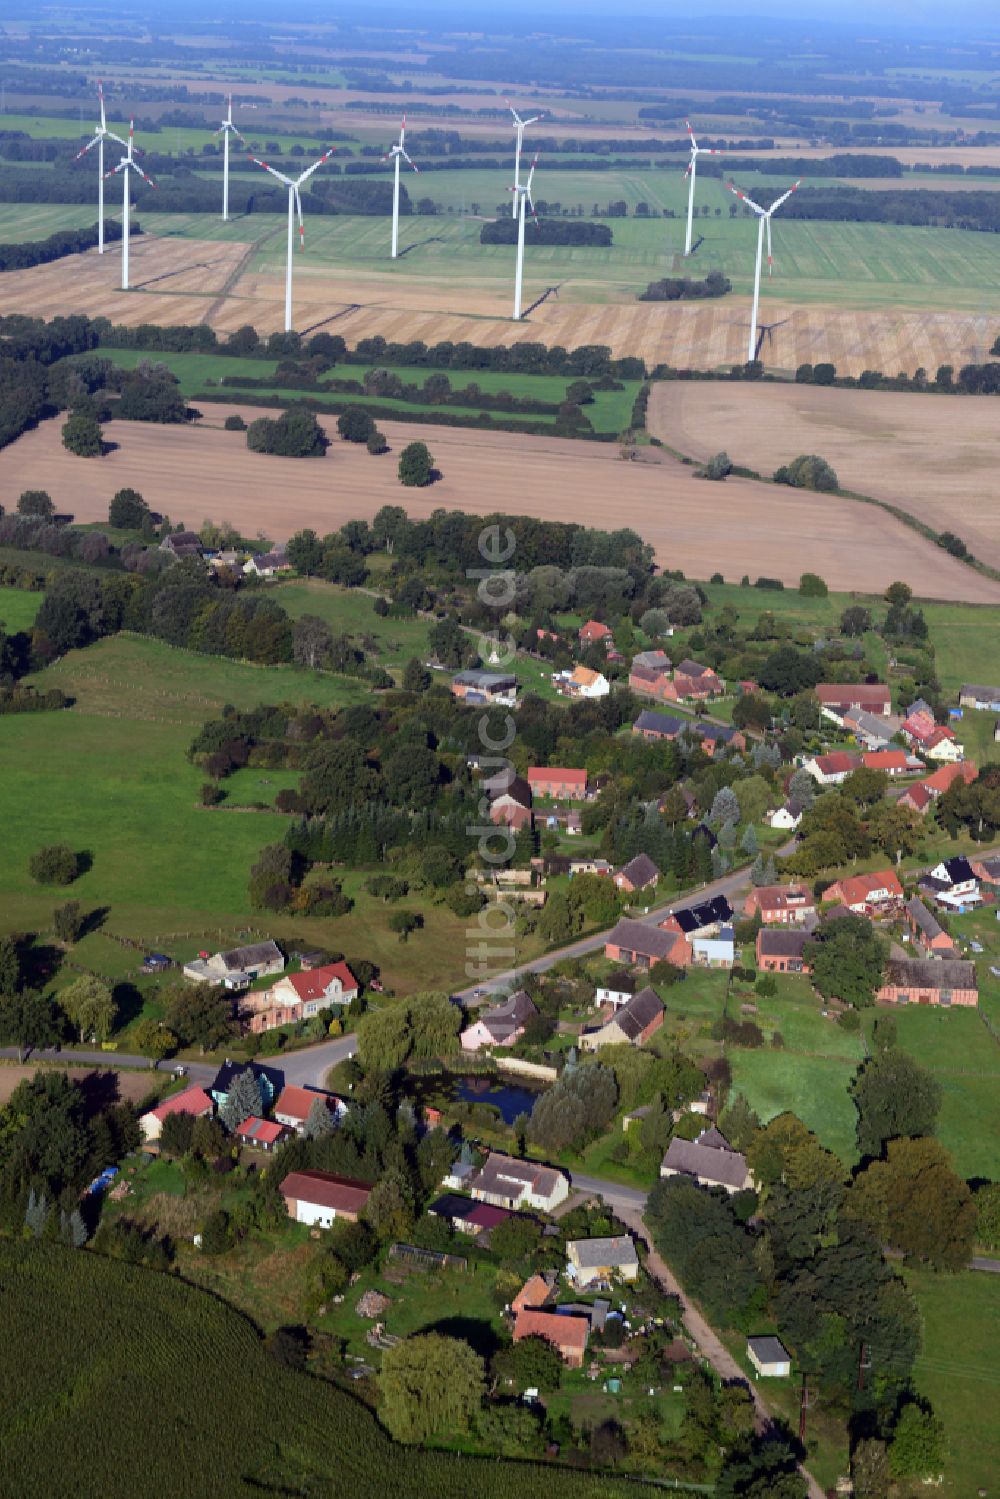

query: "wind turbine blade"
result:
(686, 118), (698, 151)
(506, 98), (522, 126)
(103, 162), (126, 180)
(74, 135), (102, 160)
(99, 80), (106, 131)
(402, 149), (418, 172)
(769, 180), (801, 215)
(295, 188), (305, 248)
(524, 113), (544, 126)
(766, 216), (773, 276)
(727, 182), (766, 215)
(683, 161), (692, 179)
(296, 147), (335, 187)
(137, 162), (158, 189)
(526, 154), (538, 190)
(249, 155), (293, 187)
(105, 131), (128, 148)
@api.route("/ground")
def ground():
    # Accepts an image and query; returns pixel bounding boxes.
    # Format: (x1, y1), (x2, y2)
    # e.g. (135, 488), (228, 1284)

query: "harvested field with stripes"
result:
(649, 381), (1000, 569)
(3, 407), (998, 602)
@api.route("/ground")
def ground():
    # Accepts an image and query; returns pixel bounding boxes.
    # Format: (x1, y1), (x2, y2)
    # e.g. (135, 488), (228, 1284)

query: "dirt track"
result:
(4, 408), (999, 602)
(649, 381), (1000, 570)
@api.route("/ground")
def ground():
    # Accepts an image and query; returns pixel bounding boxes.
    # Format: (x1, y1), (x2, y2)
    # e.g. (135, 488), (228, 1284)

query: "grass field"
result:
(0, 586), (43, 632)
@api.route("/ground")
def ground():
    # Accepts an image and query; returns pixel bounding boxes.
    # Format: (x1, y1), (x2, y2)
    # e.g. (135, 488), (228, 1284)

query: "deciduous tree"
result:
(378, 1333), (485, 1443)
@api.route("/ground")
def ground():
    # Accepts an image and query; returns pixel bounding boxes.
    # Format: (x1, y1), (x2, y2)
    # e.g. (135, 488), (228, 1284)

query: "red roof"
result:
(901, 784), (934, 810)
(816, 683), (890, 705)
(512, 1273), (553, 1312)
(274, 1084), (335, 1123)
(924, 726), (956, 748)
(829, 869), (904, 907)
(284, 962), (357, 1002)
(148, 1085), (213, 1123)
(279, 1169), (372, 1214)
(514, 1309), (589, 1353)
(862, 750), (908, 771)
(579, 619), (612, 641)
(459, 1202), (511, 1230)
(815, 751), (862, 774)
(527, 767), (588, 787)
(236, 1116), (286, 1146)
(924, 761), (977, 793)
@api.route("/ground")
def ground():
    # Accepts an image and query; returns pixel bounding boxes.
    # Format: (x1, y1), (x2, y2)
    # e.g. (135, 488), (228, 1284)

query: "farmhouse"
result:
(566, 1236), (639, 1287)
(633, 708), (686, 740)
(756, 928), (810, 974)
(661, 895), (734, 938)
(747, 1336), (792, 1379)
(924, 761), (977, 795)
(246, 962), (358, 1034)
(579, 619), (613, 644)
(672, 659), (723, 699)
(822, 869), (904, 914)
(279, 1169), (373, 1227)
(139, 1085), (214, 1142)
(243, 548), (291, 578)
(580, 986), (664, 1050)
(527, 766), (588, 799)
(816, 683), (892, 723)
(960, 684), (1000, 712)
(904, 897), (955, 955)
(660, 1127), (752, 1193)
(802, 751), (863, 786)
(845, 711), (903, 750)
(160, 529), (204, 562)
(876, 958), (978, 1008)
(920, 855), (980, 910)
(899, 783), (934, 816)
(861, 750), (912, 777)
(451, 669), (518, 705)
(488, 787), (534, 831)
(614, 853), (661, 893)
(605, 918), (692, 969)
(513, 1308), (589, 1368)
(273, 1085), (345, 1133)
(570, 856), (613, 877)
(468, 1152), (570, 1213)
(183, 939), (285, 988)
(461, 990), (539, 1051)
(743, 884), (815, 924)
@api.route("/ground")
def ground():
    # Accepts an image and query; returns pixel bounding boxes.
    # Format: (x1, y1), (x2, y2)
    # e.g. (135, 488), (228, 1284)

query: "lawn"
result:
(728, 1048), (860, 1163)
(0, 586), (43, 632)
(272, 579), (437, 673)
(907, 1265), (1000, 1497)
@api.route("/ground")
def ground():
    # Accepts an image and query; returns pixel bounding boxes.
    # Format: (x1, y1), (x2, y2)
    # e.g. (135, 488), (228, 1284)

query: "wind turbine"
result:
(683, 119), (722, 257)
(73, 81), (127, 254)
(727, 179), (800, 363)
(104, 119), (157, 291)
(507, 99), (544, 219)
(215, 95), (245, 222)
(381, 115), (418, 260)
(509, 154), (538, 321)
(249, 147), (335, 332)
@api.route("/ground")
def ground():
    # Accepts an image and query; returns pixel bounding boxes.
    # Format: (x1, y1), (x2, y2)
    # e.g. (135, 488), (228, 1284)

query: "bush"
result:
(702, 451), (732, 481)
(366, 428), (388, 455)
(61, 410), (104, 457)
(398, 441), (434, 488)
(337, 407), (376, 443)
(108, 488), (148, 529)
(29, 844), (79, 886)
(246, 405), (325, 458)
(53, 900), (85, 943)
(223, 413), (247, 431)
(17, 490), (55, 518)
(799, 571), (828, 597)
(773, 454), (839, 492)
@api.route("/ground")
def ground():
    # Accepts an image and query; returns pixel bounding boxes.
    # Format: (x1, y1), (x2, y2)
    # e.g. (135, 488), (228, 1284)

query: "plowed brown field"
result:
(3, 407), (998, 602)
(648, 381), (1000, 570)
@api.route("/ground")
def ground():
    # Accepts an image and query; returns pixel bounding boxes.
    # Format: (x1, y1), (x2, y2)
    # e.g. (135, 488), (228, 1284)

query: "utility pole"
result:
(857, 1341), (871, 1392)
(798, 1372), (811, 1444)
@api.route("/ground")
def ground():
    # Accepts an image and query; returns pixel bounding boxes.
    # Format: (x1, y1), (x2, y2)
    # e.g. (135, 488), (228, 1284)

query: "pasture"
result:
(0, 586), (43, 632)
(3, 409), (997, 601)
(650, 382), (1000, 570)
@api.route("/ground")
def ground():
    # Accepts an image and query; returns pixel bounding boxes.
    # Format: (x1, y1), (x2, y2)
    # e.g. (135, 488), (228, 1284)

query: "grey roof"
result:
(677, 659), (712, 677)
(471, 1152), (564, 1201)
(662, 1134), (750, 1190)
(453, 670), (517, 690)
(960, 683), (1000, 700)
(849, 710), (899, 741)
(692, 722), (740, 745)
(484, 771), (532, 807)
(634, 709), (686, 736)
(219, 940), (283, 972)
(905, 896), (945, 942)
(977, 856), (1000, 881)
(883, 958), (977, 990)
(613, 986), (664, 1040)
(748, 1335), (790, 1365)
(567, 1235), (639, 1271)
(632, 650), (671, 670)
(483, 989), (538, 1029)
(607, 918), (678, 961)
(758, 929), (809, 958)
(618, 853), (660, 888)
(694, 1126), (731, 1151)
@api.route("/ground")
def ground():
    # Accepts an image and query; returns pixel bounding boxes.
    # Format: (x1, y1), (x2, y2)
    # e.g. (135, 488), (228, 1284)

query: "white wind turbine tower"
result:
(249, 147), (336, 332)
(683, 119), (722, 257)
(215, 95), (245, 222)
(509, 154), (538, 321)
(74, 81), (127, 254)
(727, 179), (800, 363)
(104, 119), (157, 291)
(507, 99), (544, 219)
(381, 115), (418, 259)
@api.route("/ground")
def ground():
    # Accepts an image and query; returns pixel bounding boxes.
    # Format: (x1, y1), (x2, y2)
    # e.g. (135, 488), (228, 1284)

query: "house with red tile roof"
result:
(743, 884), (815, 924)
(527, 767), (589, 799)
(822, 869), (904, 913)
(923, 727), (963, 762)
(513, 1308), (589, 1367)
(898, 782), (935, 817)
(243, 961), (359, 1034)
(802, 751), (863, 786)
(861, 750), (911, 777)
(579, 619), (613, 644)
(279, 1169), (372, 1227)
(273, 1085), (346, 1133)
(139, 1085), (214, 1142)
(236, 1116), (289, 1152)
(924, 761), (977, 794)
(512, 1273), (556, 1314)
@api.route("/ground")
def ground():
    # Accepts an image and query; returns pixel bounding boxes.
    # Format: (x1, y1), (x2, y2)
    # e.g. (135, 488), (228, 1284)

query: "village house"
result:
(461, 990), (539, 1051)
(614, 853), (661, 894)
(900, 706), (937, 746)
(556, 664), (609, 699)
(660, 1127), (753, 1193)
(822, 869), (904, 914)
(159, 529), (204, 562)
(815, 683), (892, 724)
(692, 926), (736, 969)
(898, 783), (934, 817)
(580, 986), (664, 1050)
(570, 856), (613, 877)
(672, 659), (724, 700)
(208, 548), (244, 574)
(279, 1169), (373, 1227)
(468, 1152), (570, 1213)
(235, 1116), (289, 1152)
(594, 971), (637, 1007)
(959, 683), (1000, 712)
(747, 1336), (792, 1379)
(924, 761), (978, 795)
(566, 1235), (639, 1287)
(633, 708), (686, 740)
(210, 1060), (284, 1113)
(876, 958), (978, 1008)
(244, 961), (359, 1036)
(451, 669), (518, 706)
(660, 895), (734, 939)
(605, 917), (692, 969)
(183, 939), (285, 988)
(923, 727), (964, 762)
(861, 749), (913, 777)
(527, 766), (589, 799)
(743, 884), (815, 924)
(139, 1085), (214, 1142)
(843, 709), (904, 750)
(756, 928), (811, 974)
(273, 1085), (346, 1133)
(802, 751), (863, 786)
(920, 856), (980, 910)
(628, 650), (672, 695)
(243, 548), (291, 578)
(766, 799), (803, 831)
(904, 897), (955, 955)
(488, 788), (534, 832)
(512, 1308), (589, 1368)
(971, 853), (1000, 885)
(579, 619), (613, 645)
(512, 1271), (557, 1314)
(428, 1194), (512, 1238)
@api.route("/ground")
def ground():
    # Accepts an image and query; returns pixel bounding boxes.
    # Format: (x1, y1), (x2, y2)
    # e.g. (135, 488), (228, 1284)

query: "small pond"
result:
(405, 1072), (545, 1125)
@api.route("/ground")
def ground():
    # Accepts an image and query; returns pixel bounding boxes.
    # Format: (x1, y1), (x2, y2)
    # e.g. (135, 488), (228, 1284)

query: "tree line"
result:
(479, 218), (613, 247)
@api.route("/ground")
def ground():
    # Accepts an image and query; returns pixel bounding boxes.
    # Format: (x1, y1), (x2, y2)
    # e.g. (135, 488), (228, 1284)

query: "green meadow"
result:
(0, 587), (43, 632)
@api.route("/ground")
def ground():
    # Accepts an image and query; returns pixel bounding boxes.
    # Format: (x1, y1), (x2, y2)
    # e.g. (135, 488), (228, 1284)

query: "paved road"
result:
(972, 1256), (1000, 1273)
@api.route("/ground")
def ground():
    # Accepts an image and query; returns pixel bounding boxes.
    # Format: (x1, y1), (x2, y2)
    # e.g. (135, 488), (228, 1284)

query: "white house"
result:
(692, 926), (735, 969)
(261, 962), (358, 1017)
(801, 752), (862, 787)
(460, 990), (538, 1051)
(273, 1085), (347, 1133)
(594, 972), (637, 1008)
(554, 665), (610, 699)
(660, 1127), (752, 1194)
(183, 940), (284, 988)
(747, 1336), (791, 1378)
(566, 1235), (640, 1287)
(766, 800), (803, 831)
(468, 1152), (570, 1213)
(924, 734), (963, 763)
(139, 1085), (214, 1142)
(278, 1169), (372, 1227)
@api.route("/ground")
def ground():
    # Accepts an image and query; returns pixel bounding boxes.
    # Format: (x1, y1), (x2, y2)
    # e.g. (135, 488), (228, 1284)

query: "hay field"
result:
(3, 408), (998, 602)
(649, 382), (1000, 569)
